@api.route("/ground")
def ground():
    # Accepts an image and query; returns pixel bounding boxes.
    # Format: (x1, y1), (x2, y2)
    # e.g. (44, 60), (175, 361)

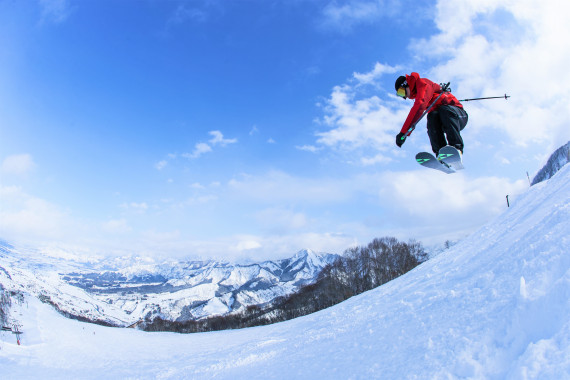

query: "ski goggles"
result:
(396, 87), (407, 98)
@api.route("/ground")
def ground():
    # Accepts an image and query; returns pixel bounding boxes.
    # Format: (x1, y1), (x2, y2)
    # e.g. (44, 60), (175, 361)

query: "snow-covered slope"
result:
(1, 164), (569, 378)
(0, 245), (337, 325)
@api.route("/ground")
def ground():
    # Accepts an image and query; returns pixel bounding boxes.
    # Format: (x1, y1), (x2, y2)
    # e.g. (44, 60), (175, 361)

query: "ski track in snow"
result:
(1, 164), (569, 379)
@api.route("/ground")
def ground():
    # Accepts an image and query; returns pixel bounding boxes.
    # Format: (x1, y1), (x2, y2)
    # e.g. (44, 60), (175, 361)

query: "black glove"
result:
(396, 132), (406, 147)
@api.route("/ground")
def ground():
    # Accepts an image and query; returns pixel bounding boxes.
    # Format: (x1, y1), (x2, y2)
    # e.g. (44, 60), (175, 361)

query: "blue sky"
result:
(1, 0), (569, 261)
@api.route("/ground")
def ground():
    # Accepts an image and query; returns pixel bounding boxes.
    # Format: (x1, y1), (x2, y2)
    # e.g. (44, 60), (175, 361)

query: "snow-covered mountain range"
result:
(0, 244), (338, 326)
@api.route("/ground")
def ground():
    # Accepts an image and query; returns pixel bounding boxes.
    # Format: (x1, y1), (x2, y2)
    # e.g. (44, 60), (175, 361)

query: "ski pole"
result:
(459, 94), (510, 102)
(405, 82), (451, 137)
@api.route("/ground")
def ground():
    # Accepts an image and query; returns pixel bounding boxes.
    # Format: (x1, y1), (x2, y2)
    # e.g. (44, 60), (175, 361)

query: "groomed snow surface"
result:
(2, 164), (570, 379)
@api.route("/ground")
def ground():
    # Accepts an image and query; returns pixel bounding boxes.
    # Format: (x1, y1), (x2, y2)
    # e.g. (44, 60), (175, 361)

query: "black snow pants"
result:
(426, 105), (468, 155)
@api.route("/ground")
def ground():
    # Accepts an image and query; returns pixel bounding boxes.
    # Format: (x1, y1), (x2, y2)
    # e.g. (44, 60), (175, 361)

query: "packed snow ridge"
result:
(1, 153), (569, 378)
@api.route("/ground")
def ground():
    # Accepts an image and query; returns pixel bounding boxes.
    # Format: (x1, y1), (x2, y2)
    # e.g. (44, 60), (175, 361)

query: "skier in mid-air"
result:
(394, 73), (468, 156)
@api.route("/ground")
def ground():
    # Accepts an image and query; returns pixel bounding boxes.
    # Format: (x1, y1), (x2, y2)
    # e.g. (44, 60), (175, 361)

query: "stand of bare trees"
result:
(0, 284), (10, 328)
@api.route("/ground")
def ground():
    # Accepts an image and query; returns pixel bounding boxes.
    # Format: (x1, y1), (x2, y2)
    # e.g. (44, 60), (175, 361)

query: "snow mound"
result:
(1, 165), (569, 379)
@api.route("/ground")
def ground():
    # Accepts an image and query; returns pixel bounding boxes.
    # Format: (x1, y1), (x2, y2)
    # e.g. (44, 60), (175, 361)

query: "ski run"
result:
(1, 163), (570, 379)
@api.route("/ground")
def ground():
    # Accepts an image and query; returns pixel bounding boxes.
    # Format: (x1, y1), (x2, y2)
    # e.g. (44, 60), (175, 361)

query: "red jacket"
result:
(400, 72), (463, 135)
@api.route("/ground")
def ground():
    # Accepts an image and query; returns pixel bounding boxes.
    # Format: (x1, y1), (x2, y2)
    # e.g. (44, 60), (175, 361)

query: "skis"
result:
(416, 152), (455, 174)
(437, 146), (464, 170)
(415, 146), (463, 173)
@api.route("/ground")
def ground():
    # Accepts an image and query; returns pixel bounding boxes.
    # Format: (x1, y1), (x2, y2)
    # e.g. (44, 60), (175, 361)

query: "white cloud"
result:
(296, 145), (321, 153)
(171, 4), (207, 24)
(416, 0), (570, 148)
(378, 170), (528, 238)
(319, 0), (401, 32)
(195, 195), (218, 204)
(179, 131), (237, 160)
(228, 170), (358, 204)
(0, 185), (70, 242)
(361, 154), (392, 166)
(316, 80), (407, 154)
(38, 0), (71, 24)
(102, 219), (132, 234)
(353, 62), (399, 86)
(183, 142), (212, 159)
(255, 207), (308, 233)
(176, 195), (218, 208)
(141, 229), (181, 242)
(310, 62), (415, 162)
(236, 239), (262, 252)
(1, 154), (36, 175)
(120, 202), (148, 214)
(155, 160), (167, 170)
(209, 130), (237, 146)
